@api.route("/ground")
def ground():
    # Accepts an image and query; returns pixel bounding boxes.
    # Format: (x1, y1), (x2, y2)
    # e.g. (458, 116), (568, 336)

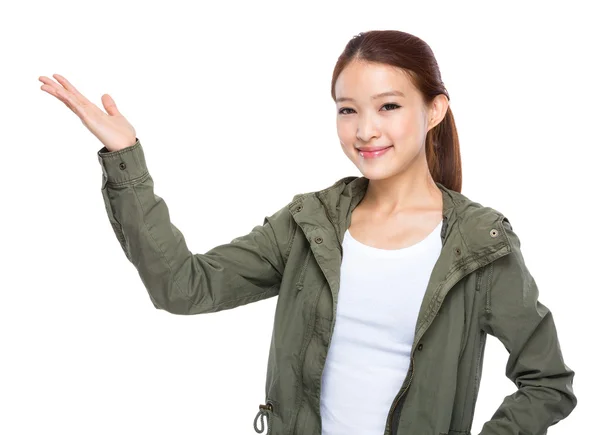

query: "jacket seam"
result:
(105, 171), (150, 187)
(485, 262), (493, 314)
(455, 211), (470, 259)
(289, 192), (315, 209)
(263, 216), (285, 279)
(131, 180), (190, 304)
(288, 281), (325, 435)
(101, 186), (129, 256)
(498, 215), (513, 249)
(458, 267), (484, 361)
(295, 249), (312, 291)
(202, 285), (280, 312)
(416, 249), (496, 334)
(475, 267), (483, 292)
(285, 221), (298, 266)
(471, 330), (486, 422)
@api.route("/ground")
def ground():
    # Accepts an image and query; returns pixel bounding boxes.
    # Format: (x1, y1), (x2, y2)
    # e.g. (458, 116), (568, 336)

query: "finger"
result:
(52, 74), (91, 105)
(40, 83), (82, 117)
(39, 76), (64, 95)
(39, 76), (79, 110)
(40, 82), (71, 108)
(40, 84), (76, 115)
(101, 94), (121, 116)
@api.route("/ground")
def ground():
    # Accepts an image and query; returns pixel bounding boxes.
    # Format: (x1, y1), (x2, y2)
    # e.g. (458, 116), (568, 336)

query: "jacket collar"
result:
(289, 175), (512, 273)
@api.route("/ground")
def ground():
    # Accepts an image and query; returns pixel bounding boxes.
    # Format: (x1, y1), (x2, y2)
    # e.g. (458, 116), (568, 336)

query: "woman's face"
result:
(334, 60), (435, 181)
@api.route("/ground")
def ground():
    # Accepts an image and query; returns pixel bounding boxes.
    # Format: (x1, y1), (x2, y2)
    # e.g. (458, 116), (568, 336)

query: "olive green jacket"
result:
(97, 139), (576, 435)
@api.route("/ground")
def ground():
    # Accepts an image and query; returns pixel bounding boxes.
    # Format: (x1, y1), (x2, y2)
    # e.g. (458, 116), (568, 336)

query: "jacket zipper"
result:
(313, 194), (346, 433)
(385, 347), (416, 434)
(385, 217), (449, 434)
(386, 252), (509, 434)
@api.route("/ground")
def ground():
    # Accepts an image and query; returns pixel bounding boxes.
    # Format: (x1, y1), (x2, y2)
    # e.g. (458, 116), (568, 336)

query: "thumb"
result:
(101, 94), (121, 116)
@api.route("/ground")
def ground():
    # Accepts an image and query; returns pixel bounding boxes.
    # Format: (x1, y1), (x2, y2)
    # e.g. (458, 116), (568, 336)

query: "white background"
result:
(1, 0), (597, 433)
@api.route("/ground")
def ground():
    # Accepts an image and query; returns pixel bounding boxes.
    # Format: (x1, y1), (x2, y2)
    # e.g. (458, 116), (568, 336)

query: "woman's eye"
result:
(381, 103), (400, 111)
(338, 104), (399, 115)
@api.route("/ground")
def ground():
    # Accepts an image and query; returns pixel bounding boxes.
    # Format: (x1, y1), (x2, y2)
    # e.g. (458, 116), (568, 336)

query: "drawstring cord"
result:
(253, 403), (273, 433)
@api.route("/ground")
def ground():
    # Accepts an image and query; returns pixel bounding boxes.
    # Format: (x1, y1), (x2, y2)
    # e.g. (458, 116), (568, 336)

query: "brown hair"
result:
(331, 30), (462, 193)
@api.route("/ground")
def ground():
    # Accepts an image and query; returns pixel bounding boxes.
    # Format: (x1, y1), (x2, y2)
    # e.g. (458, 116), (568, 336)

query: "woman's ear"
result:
(428, 94), (450, 130)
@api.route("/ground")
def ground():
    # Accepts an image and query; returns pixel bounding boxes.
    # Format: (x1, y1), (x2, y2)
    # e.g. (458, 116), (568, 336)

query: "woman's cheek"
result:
(337, 128), (355, 149)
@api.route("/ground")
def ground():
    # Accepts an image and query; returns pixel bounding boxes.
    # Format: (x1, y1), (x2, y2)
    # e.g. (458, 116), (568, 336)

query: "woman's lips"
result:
(358, 146), (393, 159)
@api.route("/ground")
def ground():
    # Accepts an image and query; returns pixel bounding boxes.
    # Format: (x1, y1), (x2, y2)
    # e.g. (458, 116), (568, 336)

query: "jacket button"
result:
(490, 228), (498, 237)
(315, 236), (323, 244)
(417, 343), (423, 351)
(119, 162), (127, 170)
(295, 205), (303, 213)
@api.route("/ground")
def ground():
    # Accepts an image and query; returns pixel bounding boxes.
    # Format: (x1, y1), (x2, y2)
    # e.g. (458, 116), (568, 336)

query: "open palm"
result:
(39, 74), (137, 152)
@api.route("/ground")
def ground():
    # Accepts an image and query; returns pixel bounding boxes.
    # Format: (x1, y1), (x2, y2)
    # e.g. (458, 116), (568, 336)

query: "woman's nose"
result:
(356, 114), (380, 142)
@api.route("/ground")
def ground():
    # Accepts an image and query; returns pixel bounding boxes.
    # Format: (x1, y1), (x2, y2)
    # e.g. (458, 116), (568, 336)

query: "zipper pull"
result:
(253, 403), (273, 433)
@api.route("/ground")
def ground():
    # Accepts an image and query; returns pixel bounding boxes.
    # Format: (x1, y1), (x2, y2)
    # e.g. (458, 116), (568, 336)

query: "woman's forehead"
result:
(334, 61), (415, 100)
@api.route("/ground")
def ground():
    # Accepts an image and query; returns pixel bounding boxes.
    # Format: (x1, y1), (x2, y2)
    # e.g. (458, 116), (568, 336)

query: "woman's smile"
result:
(358, 145), (393, 159)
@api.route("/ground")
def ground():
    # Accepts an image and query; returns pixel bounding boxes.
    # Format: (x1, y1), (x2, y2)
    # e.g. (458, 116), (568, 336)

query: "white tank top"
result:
(320, 219), (443, 434)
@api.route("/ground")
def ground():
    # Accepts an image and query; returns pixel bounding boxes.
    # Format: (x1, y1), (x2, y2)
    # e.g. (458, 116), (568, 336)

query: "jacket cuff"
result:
(97, 138), (148, 185)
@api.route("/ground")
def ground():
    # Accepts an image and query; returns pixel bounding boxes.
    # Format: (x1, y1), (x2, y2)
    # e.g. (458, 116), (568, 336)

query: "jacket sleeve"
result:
(477, 218), (577, 435)
(97, 138), (294, 315)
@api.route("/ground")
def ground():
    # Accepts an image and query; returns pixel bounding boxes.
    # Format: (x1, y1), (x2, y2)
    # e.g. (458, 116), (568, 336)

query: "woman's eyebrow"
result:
(335, 90), (406, 103)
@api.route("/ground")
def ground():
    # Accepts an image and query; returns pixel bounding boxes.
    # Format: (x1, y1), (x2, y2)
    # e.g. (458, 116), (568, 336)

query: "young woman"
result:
(39, 30), (576, 435)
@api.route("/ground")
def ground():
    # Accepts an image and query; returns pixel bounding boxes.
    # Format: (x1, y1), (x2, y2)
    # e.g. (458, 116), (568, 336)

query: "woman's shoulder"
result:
(451, 190), (524, 262)
(448, 187), (509, 225)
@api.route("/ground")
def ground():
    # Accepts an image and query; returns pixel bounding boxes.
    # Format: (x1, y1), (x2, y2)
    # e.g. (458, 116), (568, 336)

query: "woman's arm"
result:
(98, 138), (294, 315)
(477, 218), (577, 434)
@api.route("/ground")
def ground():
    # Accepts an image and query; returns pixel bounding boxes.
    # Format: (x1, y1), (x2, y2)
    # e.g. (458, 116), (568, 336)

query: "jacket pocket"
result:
(295, 249), (312, 291)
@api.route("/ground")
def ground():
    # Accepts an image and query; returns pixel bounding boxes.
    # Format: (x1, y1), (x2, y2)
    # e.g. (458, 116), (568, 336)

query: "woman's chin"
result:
(354, 163), (396, 181)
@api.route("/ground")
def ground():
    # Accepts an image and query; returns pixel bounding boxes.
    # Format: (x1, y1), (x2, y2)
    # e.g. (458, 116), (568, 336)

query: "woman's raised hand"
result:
(39, 74), (137, 152)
